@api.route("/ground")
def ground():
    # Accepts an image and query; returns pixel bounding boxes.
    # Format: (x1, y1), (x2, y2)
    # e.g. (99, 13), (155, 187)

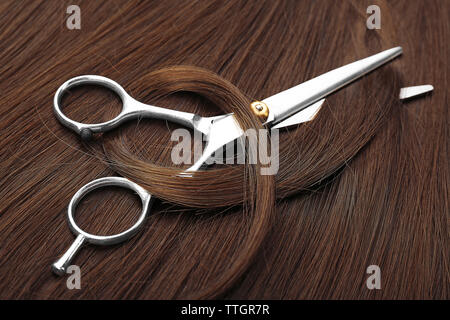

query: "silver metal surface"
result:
(399, 85), (433, 100)
(186, 114), (243, 172)
(263, 47), (403, 125)
(52, 177), (152, 275)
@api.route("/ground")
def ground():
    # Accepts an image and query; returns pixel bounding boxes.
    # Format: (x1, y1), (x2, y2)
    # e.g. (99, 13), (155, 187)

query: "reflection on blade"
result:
(272, 99), (325, 129)
(183, 114), (244, 173)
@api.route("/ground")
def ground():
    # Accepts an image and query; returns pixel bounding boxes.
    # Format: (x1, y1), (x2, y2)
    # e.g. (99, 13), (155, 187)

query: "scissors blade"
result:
(263, 46), (403, 126)
(272, 99), (325, 129)
(399, 85), (433, 100)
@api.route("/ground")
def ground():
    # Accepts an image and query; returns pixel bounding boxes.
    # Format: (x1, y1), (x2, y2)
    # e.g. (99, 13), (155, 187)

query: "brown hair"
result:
(0, 0), (447, 299)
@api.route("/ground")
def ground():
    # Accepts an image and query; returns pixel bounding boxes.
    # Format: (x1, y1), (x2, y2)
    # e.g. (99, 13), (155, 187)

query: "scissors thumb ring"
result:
(52, 177), (153, 276)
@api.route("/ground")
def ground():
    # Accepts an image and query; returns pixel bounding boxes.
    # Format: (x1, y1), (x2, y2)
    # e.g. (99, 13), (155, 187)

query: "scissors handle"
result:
(52, 177), (153, 276)
(54, 75), (200, 139)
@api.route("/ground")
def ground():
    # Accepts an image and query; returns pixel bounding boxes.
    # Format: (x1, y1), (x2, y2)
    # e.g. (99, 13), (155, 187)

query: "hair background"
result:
(0, 0), (448, 299)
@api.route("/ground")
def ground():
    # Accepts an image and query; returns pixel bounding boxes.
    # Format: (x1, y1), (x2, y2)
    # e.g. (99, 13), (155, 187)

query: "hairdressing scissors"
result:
(52, 47), (402, 275)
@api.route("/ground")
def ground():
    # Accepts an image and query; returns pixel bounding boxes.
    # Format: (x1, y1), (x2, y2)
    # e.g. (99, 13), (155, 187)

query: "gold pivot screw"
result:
(250, 101), (269, 121)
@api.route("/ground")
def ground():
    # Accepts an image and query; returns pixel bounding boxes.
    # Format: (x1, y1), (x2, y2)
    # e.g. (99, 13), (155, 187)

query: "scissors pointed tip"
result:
(393, 46), (403, 53)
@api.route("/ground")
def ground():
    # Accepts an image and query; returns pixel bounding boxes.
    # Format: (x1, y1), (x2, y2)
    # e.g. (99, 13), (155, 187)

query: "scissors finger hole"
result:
(54, 75), (131, 136)
(59, 84), (123, 124)
(72, 185), (142, 236)
(67, 177), (152, 246)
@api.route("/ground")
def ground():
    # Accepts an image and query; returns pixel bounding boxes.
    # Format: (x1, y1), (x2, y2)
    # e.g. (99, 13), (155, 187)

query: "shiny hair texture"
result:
(0, 0), (447, 299)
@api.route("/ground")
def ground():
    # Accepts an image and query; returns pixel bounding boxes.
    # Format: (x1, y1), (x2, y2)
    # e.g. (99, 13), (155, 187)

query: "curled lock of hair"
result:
(94, 65), (277, 298)
(101, 66), (259, 208)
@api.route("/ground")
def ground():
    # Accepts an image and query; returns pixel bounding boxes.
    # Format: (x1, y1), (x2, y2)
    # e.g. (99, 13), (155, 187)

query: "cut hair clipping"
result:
(399, 85), (433, 100)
